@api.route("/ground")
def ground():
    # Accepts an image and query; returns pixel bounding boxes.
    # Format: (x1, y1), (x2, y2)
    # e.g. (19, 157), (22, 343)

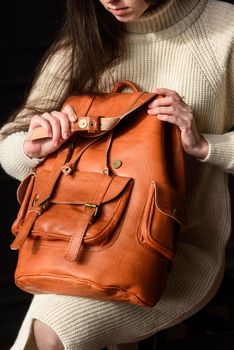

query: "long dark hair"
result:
(33, 1), (124, 97)
(7, 0), (125, 125)
(56, 0), (125, 95)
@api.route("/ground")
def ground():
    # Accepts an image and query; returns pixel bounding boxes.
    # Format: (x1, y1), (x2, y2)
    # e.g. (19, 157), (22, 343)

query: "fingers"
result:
(35, 112), (65, 147)
(28, 114), (53, 139)
(149, 96), (186, 109)
(28, 104), (78, 147)
(148, 103), (192, 130)
(50, 111), (71, 141)
(147, 88), (208, 158)
(152, 88), (182, 101)
(61, 104), (78, 122)
(148, 88), (192, 129)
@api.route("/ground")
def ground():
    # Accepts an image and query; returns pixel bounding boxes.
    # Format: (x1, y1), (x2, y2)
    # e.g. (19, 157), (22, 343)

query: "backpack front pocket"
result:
(30, 171), (133, 250)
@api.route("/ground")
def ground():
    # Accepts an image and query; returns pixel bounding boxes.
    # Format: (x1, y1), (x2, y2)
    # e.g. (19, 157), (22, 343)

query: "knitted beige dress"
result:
(0, 0), (234, 349)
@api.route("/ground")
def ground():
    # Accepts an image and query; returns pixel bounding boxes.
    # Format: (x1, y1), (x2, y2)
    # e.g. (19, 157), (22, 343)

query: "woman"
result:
(0, 0), (233, 349)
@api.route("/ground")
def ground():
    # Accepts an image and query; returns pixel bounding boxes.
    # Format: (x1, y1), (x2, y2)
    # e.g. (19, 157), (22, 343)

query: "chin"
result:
(114, 15), (141, 22)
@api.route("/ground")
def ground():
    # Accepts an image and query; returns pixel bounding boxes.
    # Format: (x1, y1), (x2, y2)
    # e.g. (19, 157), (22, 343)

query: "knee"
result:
(33, 319), (64, 350)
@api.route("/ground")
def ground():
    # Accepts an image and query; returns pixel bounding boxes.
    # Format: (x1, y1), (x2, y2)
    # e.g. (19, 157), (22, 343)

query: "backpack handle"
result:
(111, 80), (141, 93)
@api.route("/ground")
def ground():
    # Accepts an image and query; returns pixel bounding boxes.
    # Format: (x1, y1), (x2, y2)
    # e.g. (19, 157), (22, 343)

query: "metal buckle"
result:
(83, 203), (99, 217)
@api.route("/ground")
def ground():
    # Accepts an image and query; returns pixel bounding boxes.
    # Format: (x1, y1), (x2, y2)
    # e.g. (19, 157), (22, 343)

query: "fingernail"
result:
(70, 114), (77, 122)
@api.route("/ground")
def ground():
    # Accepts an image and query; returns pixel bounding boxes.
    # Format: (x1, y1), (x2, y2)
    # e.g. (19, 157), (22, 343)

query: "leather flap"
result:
(154, 182), (187, 227)
(28, 91), (157, 140)
(66, 91), (156, 119)
(66, 91), (156, 134)
(50, 171), (132, 205)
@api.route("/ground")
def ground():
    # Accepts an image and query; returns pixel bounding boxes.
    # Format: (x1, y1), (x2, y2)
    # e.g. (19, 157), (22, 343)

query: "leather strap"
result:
(28, 116), (120, 140)
(11, 210), (41, 250)
(64, 174), (115, 262)
(28, 91), (157, 141)
(11, 146), (71, 250)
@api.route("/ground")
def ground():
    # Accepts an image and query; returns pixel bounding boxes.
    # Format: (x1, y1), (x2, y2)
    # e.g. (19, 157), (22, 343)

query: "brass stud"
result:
(78, 119), (88, 129)
(112, 160), (122, 169)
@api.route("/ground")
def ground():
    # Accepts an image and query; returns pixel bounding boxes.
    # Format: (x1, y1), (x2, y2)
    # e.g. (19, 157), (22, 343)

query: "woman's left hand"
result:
(148, 88), (209, 159)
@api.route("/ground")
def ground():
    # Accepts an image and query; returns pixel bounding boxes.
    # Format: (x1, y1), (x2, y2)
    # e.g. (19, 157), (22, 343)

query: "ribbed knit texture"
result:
(0, 1), (234, 349)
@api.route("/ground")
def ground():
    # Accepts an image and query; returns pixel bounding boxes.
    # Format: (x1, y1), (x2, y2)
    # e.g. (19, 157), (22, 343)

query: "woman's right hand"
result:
(23, 105), (77, 158)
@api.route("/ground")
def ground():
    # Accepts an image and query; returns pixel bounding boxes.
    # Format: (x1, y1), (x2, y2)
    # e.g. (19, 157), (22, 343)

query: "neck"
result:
(123, 0), (207, 38)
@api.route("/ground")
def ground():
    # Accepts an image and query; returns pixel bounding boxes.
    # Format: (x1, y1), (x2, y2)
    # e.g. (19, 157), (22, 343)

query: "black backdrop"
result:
(0, 1), (233, 349)
(0, 1), (64, 348)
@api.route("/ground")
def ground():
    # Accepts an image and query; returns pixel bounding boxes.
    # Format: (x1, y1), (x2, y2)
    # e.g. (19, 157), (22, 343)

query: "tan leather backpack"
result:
(11, 81), (187, 307)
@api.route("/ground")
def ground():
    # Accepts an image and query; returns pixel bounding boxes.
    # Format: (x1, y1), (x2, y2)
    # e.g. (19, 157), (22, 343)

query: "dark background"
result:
(0, 1), (65, 348)
(0, 1), (234, 349)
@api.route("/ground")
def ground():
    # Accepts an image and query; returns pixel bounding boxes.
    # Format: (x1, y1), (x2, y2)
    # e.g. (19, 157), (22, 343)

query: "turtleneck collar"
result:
(123, 0), (207, 38)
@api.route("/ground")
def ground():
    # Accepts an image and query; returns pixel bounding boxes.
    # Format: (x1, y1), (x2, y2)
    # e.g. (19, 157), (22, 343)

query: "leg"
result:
(34, 320), (138, 350)
(33, 319), (64, 350)
(12, 294), (156, 350)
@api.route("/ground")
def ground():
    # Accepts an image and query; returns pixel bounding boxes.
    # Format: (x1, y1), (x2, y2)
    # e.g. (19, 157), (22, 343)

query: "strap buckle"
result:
(83, 203), (99, 217)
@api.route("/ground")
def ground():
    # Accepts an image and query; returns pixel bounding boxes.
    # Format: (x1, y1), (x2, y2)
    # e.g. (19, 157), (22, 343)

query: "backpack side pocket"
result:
(138, 181), (187, 260)
(11, 173), (36, 236)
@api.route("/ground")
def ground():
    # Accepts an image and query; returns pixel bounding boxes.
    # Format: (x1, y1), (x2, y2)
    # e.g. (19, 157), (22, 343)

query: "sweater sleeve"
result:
(0, 132), (44, 181)
(199, 28), (234, 174)
(200, 132), (234, 174)
(0, 48), (71, 180)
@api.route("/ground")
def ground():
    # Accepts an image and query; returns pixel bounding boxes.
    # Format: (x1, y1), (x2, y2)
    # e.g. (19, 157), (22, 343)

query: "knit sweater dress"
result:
(0, 0), (234, 349)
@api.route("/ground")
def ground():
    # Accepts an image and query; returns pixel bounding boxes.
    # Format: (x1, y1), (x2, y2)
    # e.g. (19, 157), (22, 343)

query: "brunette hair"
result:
(54, 0), (125, 95)
(8, 0), (124, 123)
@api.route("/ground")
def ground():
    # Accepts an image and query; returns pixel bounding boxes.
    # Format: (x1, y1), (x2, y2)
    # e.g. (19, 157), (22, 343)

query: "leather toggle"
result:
(72, 116), (101, 133)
